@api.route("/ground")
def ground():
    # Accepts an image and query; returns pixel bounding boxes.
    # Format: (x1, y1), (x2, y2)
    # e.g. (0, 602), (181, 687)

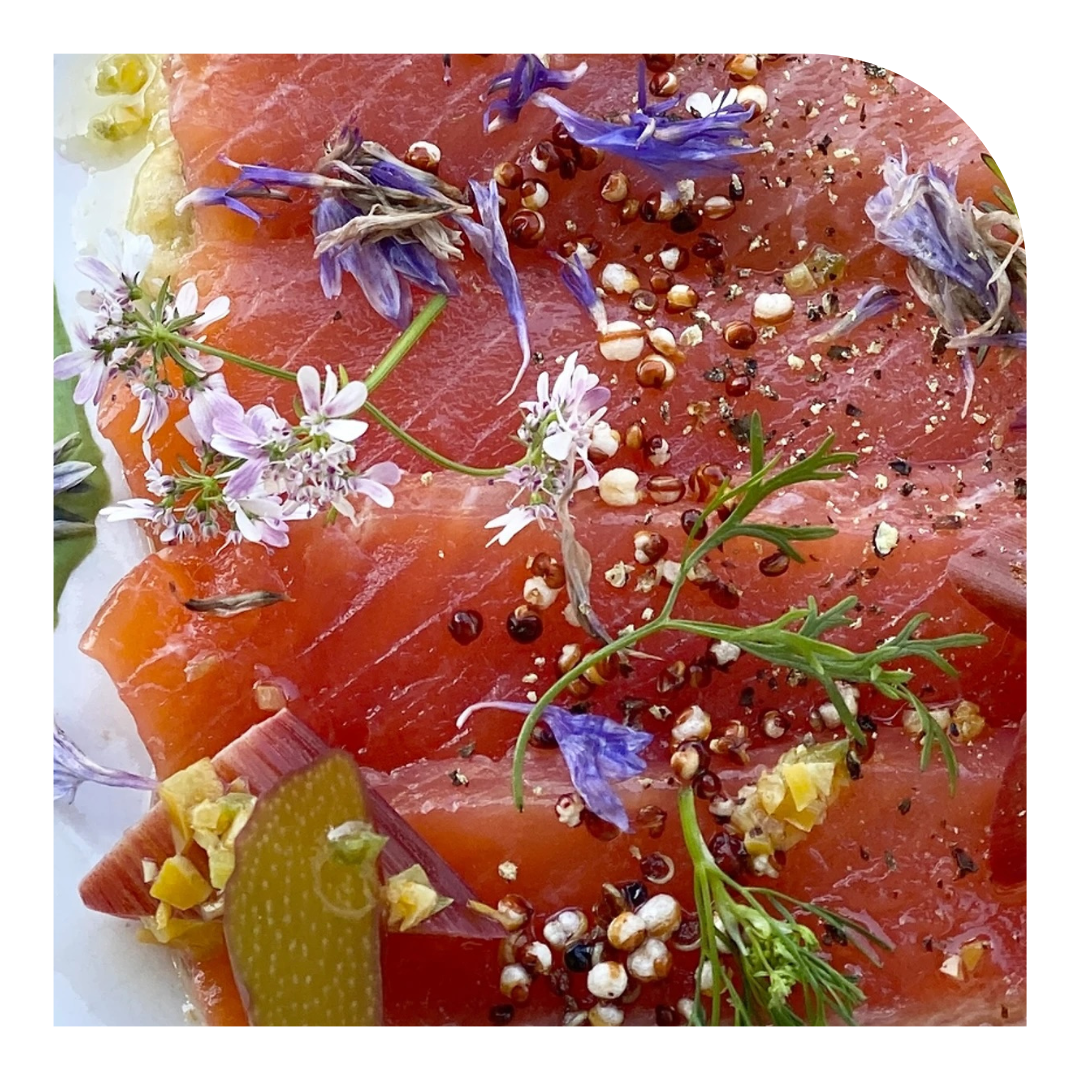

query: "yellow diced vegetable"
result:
(757, 772), (787, 814)
(159, 759), (225, 848)
(208, 846), (236, 891)
(781, 761), (817, 812)
(383, 865), (453, 932)
(150, 855), (213, 910)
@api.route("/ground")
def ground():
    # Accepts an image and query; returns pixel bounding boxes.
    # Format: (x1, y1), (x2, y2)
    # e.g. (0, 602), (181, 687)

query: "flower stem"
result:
(363, 295), (447, 393)
(170, 336), (296, 382)
(363, 402), (508, 478)
(169, 297), (506, 479)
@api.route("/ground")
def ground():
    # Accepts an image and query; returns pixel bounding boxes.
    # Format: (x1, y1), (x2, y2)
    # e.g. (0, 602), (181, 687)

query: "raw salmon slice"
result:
(81, 469), (1025, 781)
(99, 53), (1024, 502)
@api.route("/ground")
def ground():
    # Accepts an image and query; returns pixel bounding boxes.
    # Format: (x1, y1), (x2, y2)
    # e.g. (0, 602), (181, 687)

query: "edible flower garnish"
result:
(455, 701), (651, 832)
(865, 150), (1025, 415)
(483, 54), (588, 133)
(53, 726), (157, 804)
(533, 66), (755, 196)
(554, 251), (607, 331)
(486, 351), (609, 546)
(111, 363), (401, 547)
(808, 284), (902, 345)
(457, 179), (532, 400)
(53, 235), (231, 440)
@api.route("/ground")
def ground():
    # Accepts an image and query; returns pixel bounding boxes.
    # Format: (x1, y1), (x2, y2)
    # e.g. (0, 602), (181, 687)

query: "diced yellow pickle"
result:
(190, 800), (226, 832)
(782, 263), (818, 296)
(383, 865), (452, 932)
(757, 772), (787, 814)
(780, 761), (817, 811)
(805, 761), (837, 799)
(150, 854), (213, 910)
(744, 831), (774, 858)
(221, 793), (257, 845)
(158, 759), (225, 848)
(208, 846), (236, 891)
(778, 800), (824, 833)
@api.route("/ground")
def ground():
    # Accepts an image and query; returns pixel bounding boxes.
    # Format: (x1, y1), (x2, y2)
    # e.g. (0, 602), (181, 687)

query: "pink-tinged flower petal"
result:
(222, 456), (268, 499)
(73, 362), (110, 407)
(73, 256), (118, 293)
(331, 495), (359, 521)
(351, 478), (394, 508)
(321, 365), (340, 408)
(362, 461), (402, 487)
(174, 281), (199, 319)
(191, 294), (230, 330)
(100, 499), (157, 522)
(53, 349), (90, 381)
(324, 417), (368, 443)
(296, 365), (322, 416)
(542, 425), (574, 462)
(325, 378), (367, 418)
(188, 375), (243, 443)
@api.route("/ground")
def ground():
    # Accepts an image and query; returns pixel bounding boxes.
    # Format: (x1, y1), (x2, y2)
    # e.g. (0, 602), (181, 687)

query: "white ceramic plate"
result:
(53, 54), (187, 1026)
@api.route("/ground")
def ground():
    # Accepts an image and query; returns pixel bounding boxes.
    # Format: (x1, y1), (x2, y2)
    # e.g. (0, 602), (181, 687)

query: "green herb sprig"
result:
(678, 786), (890, 1026)
(510, 414), (983, 806)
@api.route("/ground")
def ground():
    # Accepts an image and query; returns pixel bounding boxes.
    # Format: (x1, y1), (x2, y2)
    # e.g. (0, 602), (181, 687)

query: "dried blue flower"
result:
(808, 284), (902, 345)
(554, 251), (606, 331)
(483, 54), (588, 134)
(865, 151), (1025, 415)
(458, 179), (532, 401)
(178, 129), (471, 328)
(175, 185), (273, 223)
(54, 726), (157, 804)
(533, 75), (756, 195)
(455, 700), (651, 831)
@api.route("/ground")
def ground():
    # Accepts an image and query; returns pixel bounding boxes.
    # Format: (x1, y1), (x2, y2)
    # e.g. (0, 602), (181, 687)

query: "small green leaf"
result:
(54, 288), (110, 625)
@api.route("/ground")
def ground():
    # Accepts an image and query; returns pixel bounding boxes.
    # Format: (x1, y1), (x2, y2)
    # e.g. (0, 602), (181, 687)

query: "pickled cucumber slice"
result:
(224, 751), (383, 1025)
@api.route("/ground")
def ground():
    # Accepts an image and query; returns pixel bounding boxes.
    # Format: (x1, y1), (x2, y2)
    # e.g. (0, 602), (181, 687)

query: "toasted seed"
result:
(493, 160), (524, 189)
(703, 195), (736, 220)
(601, 171), (630, 203)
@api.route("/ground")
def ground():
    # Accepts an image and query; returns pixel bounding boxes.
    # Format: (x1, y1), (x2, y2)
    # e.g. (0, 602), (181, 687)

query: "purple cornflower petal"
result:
(454, 701), (651, 831)
(554, 251), (607, 330)
(955, 330), (1027, 350)
(369, 159), (442, 199)
(808, 284), (902, 345)
(386, 239), (459, 297)
(227, 158), (340, 191)
(458, 178), (532, 401)
(483, 54), (588, 133)
(353, 240), (411, 328)
(175, 186), (268, 223)
(865, 150), (1024, 418)
(533, 88), (756, 193)
(865, 152), (991, 298)
(312, 197), (411, 324)
(54, 726), (157, 804)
